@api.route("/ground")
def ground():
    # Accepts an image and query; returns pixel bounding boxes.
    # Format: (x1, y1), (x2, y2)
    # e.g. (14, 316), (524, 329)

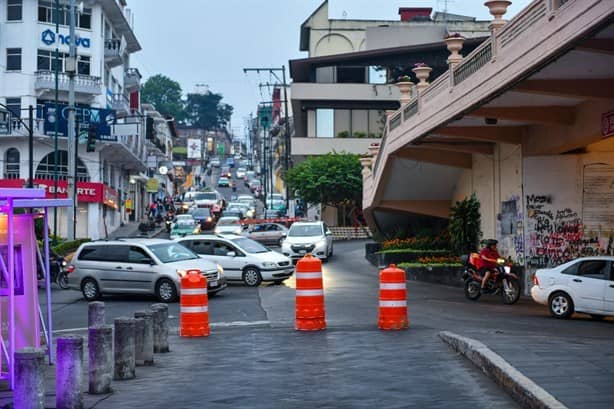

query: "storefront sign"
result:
(0, 179), (109, 203)
(41, 29), (91, 48)
(601, 111), (614, 138)
(146, 178), (159, 193)
(43, 103), (116, 141)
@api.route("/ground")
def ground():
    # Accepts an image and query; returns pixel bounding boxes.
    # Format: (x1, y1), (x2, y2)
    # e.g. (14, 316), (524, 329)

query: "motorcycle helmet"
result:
(485, 239), (498, 247)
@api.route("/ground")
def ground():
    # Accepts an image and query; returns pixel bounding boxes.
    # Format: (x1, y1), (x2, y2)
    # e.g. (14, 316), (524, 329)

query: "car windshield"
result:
(218, 217), (240, 225)
(194, 192), (217, 200)
(148, 243), (199, 263)
(289, 225), (322, 237)
(231, 237), (269, 253)
(175, 221), (194, 229)
(251, 180), (261, 186)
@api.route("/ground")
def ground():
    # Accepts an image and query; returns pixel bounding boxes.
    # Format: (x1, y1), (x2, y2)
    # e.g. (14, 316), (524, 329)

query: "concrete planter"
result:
(404, 266), (465, 287)
(367, 250), (451, 267)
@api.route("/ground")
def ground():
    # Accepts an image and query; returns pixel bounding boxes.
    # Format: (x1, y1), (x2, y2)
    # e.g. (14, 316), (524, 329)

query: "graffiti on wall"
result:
(497, 196), (524, 264)
(525, 194), (613, 269)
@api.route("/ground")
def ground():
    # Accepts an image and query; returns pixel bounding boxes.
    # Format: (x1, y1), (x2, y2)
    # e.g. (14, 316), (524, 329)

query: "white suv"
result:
(176, 234), (294, 286)
(281, 221), (333, 262)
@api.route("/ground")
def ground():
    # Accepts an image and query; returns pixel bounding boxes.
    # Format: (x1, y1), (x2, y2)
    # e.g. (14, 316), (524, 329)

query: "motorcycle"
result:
(461, 254), (520, 304)
(165, 215), (174, 233)
(37, 252), (69, 289)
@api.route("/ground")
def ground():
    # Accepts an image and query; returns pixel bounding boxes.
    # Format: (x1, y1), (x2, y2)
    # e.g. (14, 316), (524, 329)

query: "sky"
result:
(126, 0), (532, 139)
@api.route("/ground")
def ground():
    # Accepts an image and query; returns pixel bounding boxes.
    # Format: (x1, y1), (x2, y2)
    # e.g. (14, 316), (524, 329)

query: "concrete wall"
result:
(291, 136), (379, 156)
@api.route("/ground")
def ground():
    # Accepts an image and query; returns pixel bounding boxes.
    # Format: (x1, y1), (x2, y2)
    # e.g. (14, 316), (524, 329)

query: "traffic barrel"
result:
(180, 269), (210, 337)
(295, 254), (326, 331)
(378, 264), (409, 330)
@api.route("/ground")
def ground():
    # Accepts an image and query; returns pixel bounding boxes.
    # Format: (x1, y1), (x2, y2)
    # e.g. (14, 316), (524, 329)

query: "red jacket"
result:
(477, 247), (500, 269)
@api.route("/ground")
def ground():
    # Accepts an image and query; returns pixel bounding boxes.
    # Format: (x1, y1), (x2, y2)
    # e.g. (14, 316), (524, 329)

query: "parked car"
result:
(244, 223), (288, 246)
(175, 235), (293, 286)
(189, 207), (216, 230)
(530, 256), (614, 319)
(66, 239), (226, 302)
(214, 216), (243, 235)
(170, 216), (200, 239)
(218, 177), (231, 187)
(281, 221), (333, 262)
(235, 167), (247, 179)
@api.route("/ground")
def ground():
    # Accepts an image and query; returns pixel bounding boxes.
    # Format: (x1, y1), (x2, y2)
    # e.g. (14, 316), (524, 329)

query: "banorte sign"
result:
(0, 179), (105, 203)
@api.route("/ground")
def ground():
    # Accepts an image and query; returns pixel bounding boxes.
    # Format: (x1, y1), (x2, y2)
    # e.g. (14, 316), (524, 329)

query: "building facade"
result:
(0, 0), (155, 239)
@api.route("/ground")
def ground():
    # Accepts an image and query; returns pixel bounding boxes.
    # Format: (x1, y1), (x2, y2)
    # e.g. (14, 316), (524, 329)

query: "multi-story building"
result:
(289, 1), (490, 224)
(0, 0), (151, 239)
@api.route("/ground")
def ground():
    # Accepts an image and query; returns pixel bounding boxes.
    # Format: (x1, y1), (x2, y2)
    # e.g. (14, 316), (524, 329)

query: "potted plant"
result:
(484, 0), (512, 29)
(412, 63), (432, 92)
(444, 33), (465, 64)
(395, 75), (414, 105)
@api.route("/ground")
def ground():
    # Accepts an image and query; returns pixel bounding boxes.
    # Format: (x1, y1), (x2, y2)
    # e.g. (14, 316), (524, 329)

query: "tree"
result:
(140, 74), (184, 121)
(284, 153), (362, 208)
(449, 193), (482, 255)
(183, 92), (233, 130)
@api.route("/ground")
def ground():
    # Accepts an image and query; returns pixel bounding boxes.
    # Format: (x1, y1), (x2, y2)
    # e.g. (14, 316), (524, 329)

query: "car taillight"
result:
(533, 275), (539, 286)
(66, 265), (75, 274)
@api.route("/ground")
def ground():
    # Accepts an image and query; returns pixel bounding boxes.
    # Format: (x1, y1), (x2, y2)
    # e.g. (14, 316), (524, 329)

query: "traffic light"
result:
(86, 125), (96, 152)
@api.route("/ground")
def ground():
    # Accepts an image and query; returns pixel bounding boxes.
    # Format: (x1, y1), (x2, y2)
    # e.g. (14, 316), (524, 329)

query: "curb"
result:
(439, 331), (568, 409)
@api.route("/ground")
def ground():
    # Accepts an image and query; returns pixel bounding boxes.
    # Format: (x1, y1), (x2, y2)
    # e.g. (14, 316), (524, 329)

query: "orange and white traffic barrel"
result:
(295, 254), (326, 331)
(180, 269), (210, 337)
(378, 264), (408, 330)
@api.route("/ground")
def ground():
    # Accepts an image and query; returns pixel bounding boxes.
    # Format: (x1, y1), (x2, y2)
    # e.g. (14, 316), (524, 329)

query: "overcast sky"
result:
(126, 0), (531, 139)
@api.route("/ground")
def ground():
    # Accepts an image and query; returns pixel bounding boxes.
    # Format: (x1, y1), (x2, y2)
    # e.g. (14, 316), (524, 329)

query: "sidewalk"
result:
(108, 219), (164, 239)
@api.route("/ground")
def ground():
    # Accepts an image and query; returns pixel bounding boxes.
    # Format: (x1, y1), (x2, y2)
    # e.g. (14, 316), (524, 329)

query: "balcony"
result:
(109, 93), (130, 114)
(124, 68), (141, 92)
(1, 117), (45, 137)
(291, 136), (381, 156)
(35, 71), (102, 95)
(104, 38), (123, 67)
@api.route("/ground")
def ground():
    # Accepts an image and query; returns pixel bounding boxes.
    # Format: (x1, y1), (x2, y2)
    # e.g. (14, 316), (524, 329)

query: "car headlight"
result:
(216, 264), (224, 279)
(176, 269), (187, 278)
(214, 229), (221, 234)
(233, 228), (242, 235)
(262, 261), (277, 268)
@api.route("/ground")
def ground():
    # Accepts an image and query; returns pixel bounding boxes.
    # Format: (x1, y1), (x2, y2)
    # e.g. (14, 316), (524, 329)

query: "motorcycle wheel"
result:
(57, 272), (70, 290)
(501, 277), (521, 304)
(464, 280), (481, 301)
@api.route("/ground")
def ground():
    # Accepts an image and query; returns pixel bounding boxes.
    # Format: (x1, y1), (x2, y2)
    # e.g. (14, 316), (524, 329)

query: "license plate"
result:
(209, 280), (218, 287)
(298, 250), (306, 254)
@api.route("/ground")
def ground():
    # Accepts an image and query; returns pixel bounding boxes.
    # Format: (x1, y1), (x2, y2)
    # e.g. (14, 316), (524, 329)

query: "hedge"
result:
(52, 239), (91, 256)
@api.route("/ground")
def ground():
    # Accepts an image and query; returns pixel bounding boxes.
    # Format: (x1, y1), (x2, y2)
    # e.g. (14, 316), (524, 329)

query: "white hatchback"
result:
(175, 235), (294, 286)
(530, 257), (614, 319)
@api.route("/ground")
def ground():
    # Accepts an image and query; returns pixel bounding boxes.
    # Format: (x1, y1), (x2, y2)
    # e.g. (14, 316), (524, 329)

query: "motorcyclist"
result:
(478, 239), (501, 293)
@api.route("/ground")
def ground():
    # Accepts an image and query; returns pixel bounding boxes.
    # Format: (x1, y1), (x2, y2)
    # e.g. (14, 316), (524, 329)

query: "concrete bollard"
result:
(114, 318), (136, 380)
(151, 303), (169, 353)
(88, 325), (113, 394)
(14, 348), (45, 409)
(134, 311), (154, 365)
(56, 335), (84, 409)
(134, 317), (145, 366)
(88, 301), (105, 328)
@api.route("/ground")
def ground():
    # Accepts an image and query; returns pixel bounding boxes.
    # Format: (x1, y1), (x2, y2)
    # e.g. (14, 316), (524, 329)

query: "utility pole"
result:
(243, 67), (292, 213)
(66, 0), (77, 240)
(53, 0), (60, 243)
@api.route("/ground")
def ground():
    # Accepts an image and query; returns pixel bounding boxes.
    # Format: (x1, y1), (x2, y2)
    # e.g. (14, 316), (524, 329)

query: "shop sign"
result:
(43, 103), (116, 141)
(41, 29), (91, 48)
(104, 185), (118, 209)
(146, 178), (159, 193)
(601, 111), (614, 138)
(0, 179), (107, 203)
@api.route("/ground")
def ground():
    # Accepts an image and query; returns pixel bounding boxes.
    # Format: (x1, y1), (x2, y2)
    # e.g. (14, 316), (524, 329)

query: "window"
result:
(38, 1), (92, 29)
(77, 55), (90, 75)
(337, 66), (367, 83)
(4, 148), (20, 179)
(188, 240), (213, 255)
(128, 247), (152, 264)
(5, 97), (21, 119)
(576, 261), (607, 280)
(369, 66), (387, 84)
(78, 246), (107, 261)
(7, 0), (22, 21)
(35, 150), (90, 182)
(316, 109), (334, 138)
(6, 48), (21, 71)
(104, 246), (129, 262)
(213, 242), (233, 256)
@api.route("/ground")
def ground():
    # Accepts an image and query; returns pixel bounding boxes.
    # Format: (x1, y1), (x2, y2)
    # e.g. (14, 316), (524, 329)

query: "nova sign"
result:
(41, 29), (91, 48)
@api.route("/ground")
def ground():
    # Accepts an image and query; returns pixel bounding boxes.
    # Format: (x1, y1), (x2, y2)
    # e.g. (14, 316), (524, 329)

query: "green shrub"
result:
(398, 262), (462, 268)
(336, 131), (350, 138)
(52, 239), (91, 256)
(353, 131), (366, 138)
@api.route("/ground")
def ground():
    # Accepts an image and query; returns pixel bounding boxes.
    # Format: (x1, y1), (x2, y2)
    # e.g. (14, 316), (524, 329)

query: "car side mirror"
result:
(281, 232), (287, 238)
(325, 230), (332, 236)
(226, 251), (236, 257)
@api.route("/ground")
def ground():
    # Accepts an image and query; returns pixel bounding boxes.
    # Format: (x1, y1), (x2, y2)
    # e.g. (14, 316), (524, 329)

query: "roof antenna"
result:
(342, 10), (347, 19)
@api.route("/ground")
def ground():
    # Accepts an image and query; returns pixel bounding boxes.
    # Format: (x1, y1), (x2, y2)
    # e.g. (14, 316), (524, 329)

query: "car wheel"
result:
(549, 291), (574, 319)
(156, 278), (178, 302)
(57, 272), (70, 289)
(81, 278), (101, 301)
(242, 267), (262, 287)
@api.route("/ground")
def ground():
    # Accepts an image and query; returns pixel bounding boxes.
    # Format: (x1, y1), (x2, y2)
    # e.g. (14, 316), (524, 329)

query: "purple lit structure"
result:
(0, 188), (72, 389)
